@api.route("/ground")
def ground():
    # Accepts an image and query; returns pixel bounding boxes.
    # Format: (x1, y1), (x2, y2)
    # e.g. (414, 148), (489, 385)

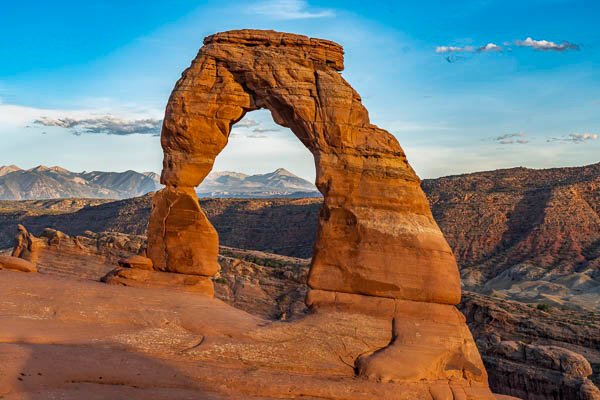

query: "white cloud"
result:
(436, 45), (474, 54)
(34, 116), (162, 136)
(0, 102), (161, 128)
(249, 0), (334, 20)
(515, 37), (579, 51)
(435, 43), (502, 59)
(547, 133), (598, 143)
(235, 118), (260, 128)
(478, 43), (502, 52)
(493, 133), (529, 145)
(437, 36), (580, 56)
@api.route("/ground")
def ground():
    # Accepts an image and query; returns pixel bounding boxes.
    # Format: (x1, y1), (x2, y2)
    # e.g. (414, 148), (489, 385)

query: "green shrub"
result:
(536, 303), (551, 312)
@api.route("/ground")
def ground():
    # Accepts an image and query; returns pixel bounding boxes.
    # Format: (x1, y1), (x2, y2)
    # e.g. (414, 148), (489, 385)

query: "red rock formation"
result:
(145, 29), (492, 395)
(0, 255), (37, 272)
(148, 29), (460, 303)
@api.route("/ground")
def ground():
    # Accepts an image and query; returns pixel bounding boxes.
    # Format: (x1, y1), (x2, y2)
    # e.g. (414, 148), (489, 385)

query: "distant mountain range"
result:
(197, 168), (320, 198)
(0, 165), (161, 200)
(0, 166), (320, 200)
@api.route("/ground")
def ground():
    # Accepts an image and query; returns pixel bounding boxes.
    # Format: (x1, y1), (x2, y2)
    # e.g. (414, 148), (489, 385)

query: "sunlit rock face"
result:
(148, 29), (460, 303)
(146, 29), (494, 396)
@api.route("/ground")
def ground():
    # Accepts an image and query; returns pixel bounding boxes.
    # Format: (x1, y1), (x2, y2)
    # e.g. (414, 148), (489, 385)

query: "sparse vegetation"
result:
(536, 303), (551, 312)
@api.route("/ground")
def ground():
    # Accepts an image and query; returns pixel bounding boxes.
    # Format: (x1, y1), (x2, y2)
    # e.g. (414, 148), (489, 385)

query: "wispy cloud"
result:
(493, 133), (529, 145)
(33, 116), (162, 136)
(247, 133), (268, 139)
(249, 0), (334, 20)
(435, 46), (471, 54)
(253, 127), (281, 133)
(515, 37), (579, 52)
(235, 118), (260, 128)
(547, 133), (598, 143)
(437, 36), (580, 59)
(436, 43), (502, 54)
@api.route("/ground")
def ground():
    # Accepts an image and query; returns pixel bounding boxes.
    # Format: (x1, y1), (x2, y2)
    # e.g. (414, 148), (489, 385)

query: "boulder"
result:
(118, 255), (154, 271)
(102, 267), (214, 297)
(0, 255), (37, 272)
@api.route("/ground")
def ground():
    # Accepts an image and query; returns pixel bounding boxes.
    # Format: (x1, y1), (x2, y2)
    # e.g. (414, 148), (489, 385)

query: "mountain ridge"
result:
(0, 166), (320, 200)
(0, 165), (161, 200)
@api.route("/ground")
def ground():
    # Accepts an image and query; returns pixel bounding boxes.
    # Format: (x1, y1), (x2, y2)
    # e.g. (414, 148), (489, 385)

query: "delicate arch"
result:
(147, 29), (461, 305)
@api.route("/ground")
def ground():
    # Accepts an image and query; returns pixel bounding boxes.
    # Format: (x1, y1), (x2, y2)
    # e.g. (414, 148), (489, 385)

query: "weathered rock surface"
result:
(148, 29), (461, 304)
(143, 29), (489, 393)
(461, 292), (600, 399)
(118, 255), (154, 270)
(24, 228), (146, 280)
(1, 271), (501, 400)
(147, 187), (218, 277)
(423, 163), (600, 311)
(4, 226), (597, 398)
(0, 255), (37, 273)
(102, 267), (214, 296)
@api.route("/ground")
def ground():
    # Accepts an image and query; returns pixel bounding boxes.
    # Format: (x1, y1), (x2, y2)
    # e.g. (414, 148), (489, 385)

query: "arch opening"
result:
(199, 109), (321, 320)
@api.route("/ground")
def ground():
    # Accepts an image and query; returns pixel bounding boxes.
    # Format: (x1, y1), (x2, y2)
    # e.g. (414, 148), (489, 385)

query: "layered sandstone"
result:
(148, 29), (461, 304)
(144, 29), (492, 394)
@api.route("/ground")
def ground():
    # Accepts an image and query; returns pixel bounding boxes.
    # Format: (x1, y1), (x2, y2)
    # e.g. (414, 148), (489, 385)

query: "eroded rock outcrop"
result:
(144, 29), (493, 396)
(0, 225), (38, 272)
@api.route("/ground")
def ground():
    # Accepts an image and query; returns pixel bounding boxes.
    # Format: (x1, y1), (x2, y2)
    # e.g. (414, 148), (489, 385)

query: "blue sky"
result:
(1, 0), (598, 180)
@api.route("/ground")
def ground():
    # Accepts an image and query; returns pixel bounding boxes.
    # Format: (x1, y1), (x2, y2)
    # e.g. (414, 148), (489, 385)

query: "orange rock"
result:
(118, 255), (153, 270)
(144, 29), (490, 395)
(0, 255), (37, 273)
(147, 186), (218, 276)
(102, 267), (214, 297)
(147, 29), (460, 304)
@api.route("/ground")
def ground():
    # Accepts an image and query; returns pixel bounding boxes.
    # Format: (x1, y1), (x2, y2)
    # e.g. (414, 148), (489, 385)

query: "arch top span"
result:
(203, 29), (345, 71)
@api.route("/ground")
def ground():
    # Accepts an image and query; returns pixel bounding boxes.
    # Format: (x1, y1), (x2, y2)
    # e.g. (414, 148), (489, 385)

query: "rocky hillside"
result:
(423, 162), (600, 310)
(0, 195), (321, 259)
(0, 165), (161, 200)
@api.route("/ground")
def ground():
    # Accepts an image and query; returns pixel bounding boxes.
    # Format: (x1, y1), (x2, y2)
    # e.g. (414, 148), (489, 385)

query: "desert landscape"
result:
(1, 3), (599, 400)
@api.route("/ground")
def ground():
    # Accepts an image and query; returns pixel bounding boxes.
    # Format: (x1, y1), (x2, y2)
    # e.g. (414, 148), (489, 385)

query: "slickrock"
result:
(144, 29), (492, 395)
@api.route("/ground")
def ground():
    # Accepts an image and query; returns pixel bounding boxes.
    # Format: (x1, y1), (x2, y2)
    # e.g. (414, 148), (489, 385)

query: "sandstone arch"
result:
(146, 30), (493, 394)
(148, 29), (460, 304)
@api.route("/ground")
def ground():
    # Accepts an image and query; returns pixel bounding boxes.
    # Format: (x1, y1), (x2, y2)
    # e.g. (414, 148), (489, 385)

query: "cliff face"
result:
(459, 292), (600, 399)
(201, 198), (321, 258)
